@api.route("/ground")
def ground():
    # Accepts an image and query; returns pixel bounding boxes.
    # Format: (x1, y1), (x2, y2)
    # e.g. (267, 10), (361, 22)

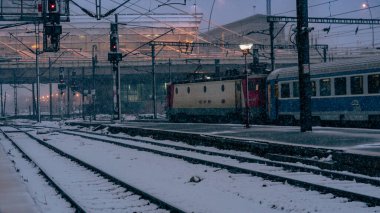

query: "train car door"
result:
(267, 83), (271, 116)
(235, 80), (242, 111)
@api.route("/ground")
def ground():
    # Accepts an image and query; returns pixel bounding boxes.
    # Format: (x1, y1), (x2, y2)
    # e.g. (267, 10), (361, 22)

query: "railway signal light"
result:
(108, 23), (122, 62)
(59, 72), (64, 84)
(110, 35), (117, 52)
(48, 0), (58, 13)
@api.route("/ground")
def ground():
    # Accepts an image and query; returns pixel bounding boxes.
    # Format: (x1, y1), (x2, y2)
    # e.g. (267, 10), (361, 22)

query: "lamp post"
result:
(362, 2), (375, 48)
(239, 44), (253, 128)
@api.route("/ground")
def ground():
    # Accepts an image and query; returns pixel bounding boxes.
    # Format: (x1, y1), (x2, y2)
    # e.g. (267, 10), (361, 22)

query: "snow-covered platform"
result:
(121, 122), (380, 155)
(66, 121), (380, 175)
(0, 145), (39, 213)
(69, 121), (380, 156)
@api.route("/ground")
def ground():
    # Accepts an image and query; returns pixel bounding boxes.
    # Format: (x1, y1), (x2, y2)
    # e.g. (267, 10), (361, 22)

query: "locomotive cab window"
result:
(334, 77), (347, 96)
(368, 74), (380, 94)
(203, 86), (207, 93)
(187, 87), (190, 94)
(351, 76), (363, 95)
(293, 82), (299, 98)
(320, 78), (331, 96)
(280, 83), (290, 98)
(221, 84), (225, 92)
(175, 87), (178, 94)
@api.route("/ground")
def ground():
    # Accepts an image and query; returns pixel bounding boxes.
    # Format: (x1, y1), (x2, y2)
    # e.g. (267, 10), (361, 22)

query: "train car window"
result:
(203, 86), (207, 93)
(320, 78), (331, 96)
(248, 81), (255, 91)
(311, 81), (316, 96)
(187, 87), (190, 94)
(175, 87), (178, 94)
(351, 76), (363, 95)
(334, 77), (347, 96)
(280, 83), (290, 98)
(368, 74), (380, 94)
(221, 84), (225, 92)
(293, 82), (299, 98)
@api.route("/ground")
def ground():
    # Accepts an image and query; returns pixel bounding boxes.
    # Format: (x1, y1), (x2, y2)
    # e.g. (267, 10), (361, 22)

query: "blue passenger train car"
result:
(266, 57), (380, 126)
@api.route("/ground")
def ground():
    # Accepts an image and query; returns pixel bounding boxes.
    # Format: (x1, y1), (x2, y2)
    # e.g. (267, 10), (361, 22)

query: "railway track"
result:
(0, 126), (183, 213)
(63, 129), (380, 185)
(46, 127), (380, 207)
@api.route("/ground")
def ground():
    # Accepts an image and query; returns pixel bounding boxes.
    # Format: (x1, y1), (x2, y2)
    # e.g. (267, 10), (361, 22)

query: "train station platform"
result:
(65, 120), (380, 156)
(64, 120), (380, 176)
(116, 122), (380, 155)
(0, 144), (39, 213)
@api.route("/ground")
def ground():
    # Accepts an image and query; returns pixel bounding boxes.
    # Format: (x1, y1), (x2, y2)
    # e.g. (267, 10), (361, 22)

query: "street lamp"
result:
(239, 43), (253, 128)
(362, 2), (375, 48)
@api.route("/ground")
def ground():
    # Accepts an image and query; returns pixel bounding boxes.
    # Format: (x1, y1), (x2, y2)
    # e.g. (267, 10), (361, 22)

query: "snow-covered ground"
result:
(1, 120), (380, 212)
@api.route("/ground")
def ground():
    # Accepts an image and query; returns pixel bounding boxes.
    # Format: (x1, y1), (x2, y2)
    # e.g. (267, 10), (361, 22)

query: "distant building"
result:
(201, 14), (285, 46)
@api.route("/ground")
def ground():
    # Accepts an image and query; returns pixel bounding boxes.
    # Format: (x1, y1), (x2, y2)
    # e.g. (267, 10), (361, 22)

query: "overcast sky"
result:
(70, 0), (379, 48)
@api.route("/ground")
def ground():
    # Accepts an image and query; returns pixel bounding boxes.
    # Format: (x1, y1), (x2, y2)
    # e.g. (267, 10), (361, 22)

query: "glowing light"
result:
(362, 3), (368, 8)
(239, 44), (253, 51)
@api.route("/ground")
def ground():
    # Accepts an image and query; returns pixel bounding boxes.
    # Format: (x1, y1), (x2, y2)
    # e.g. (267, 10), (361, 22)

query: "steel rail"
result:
(56, 129), (380, 206)
(0, 128), (86, 213)
(4, 126), (185, 213)
(62, 129), (380, 188)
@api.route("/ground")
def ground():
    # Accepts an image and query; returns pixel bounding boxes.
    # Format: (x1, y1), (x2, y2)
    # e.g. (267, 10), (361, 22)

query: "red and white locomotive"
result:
(166, 74), (267, 123)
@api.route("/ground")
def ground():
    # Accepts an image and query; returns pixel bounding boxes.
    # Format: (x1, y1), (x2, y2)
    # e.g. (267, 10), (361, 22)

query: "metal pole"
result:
(366, 0), (375, 48)
(60, 88), (63, 120)
(115, 14), (121, 121)
(49, 58), (53, 120)
(32, 83), (36, 116)
(269, 22), (275, 71)
(169, 58), (172, 83)
(110, 14), (121, 121)
(82, 67), (85, 120)
(117, 60), (121, 121)
(14, 61), (18, 116)
(92, 45), (97, 120)
(66, 69), (70, 117)
(245, 53), (250, 128)
(296, 0), (312, 132)
(0, 83), (3, 116)
(152, 44), (157, 119)
(267, 0), (271, 16)
(35, 23), (41, 122)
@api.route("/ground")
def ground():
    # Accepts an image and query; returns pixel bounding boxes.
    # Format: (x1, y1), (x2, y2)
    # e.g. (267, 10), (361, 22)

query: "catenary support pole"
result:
(296, 0), (312, 132)
(35, 23), (41, 122)
(92, 45), (97, 120)
(0, 83), (3, 116)
(14, 61), (18, 116)
(49, 58), (53, 120)
(152, 44), (157, 119)
(244, 53), (250, 128)
(32, 83), (36, 116)
(269, 22), (275, 71)
(82, 67), (85, 120)
(66, 69), (70, 117)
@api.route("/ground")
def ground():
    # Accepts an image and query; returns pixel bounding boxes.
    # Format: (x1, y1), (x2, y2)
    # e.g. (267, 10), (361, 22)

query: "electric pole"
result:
(151, 44), (157, 119)
(296, 0), (312, 132)
(108, 14), (122, 121)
